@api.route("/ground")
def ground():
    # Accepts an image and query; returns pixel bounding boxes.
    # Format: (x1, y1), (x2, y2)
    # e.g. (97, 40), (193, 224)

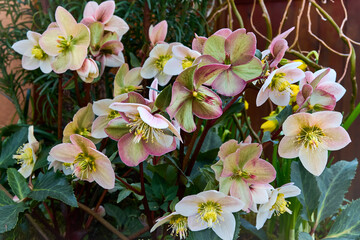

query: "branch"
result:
(230, 0), (244, 28)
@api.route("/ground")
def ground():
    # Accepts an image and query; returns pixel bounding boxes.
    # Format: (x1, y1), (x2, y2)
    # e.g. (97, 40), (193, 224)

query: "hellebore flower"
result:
(81, 1), (129, 39)
(256, 62), (305, 106)
(49, 134), (115, 189)
(150, 212), (188, 239)
(105, 97), (182, 166)
(141, 43), (180, 86)
(278, 111), (351, 176)
(91, 93), (128, 139)
(48, 155), (73, 175)
(175, 190), (244, 240)
(77, 58), (99, 83)
(114, 63), (143, 96)
(149, 20), (168, 46)
(268, 27), (295, 68)
(192, 34), (207, 54)
(211, 140), (276, 211)
(163, 45), (201, 75)
(256, 183), (301, 229)
(13, 126), (39, 178)
(39, 6), (90, 73)
(166, 66), (222, 132)
(195, 28), (262, 96)
(63, 103), (101, 144)
(12, 31), (54, 73)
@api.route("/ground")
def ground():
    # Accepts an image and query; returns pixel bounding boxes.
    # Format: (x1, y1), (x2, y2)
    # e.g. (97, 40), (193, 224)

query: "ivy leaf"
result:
(7, 168), (30, 200)
(0, 127), (28, 168)
(0, 203), (27, 233)
(29, 171), (77, 207)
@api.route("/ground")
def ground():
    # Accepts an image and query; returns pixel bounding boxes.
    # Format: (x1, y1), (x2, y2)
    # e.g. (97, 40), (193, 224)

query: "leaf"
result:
(117, 189), (131, 203)
(7, 168), (30, 200)
(0, 127), (28, 168)
(187, 228), (221, 240)
(316, 159), (358, 223)
(291, 161), (320, 221)
(129, 52), (141, 68)
(29, 171), (77, 207)
(275, 105), (292, 126)
(214, 102), (244, 126)
(238, 217), (268, 240)
(104, 203), (125, 226)
(200, 128), (222, 153)
(154, 84), (172, 111)
(33, 146), (51, 171)
(298, 232), (313, 240)
(0, 203), (27, 233)
(325, 199), (360, 239)
(0, 191), (14, 206)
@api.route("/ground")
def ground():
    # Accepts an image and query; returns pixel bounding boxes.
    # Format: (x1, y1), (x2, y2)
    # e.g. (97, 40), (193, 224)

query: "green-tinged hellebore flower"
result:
(114, 63), (143, 96)
(49, 134), (115, 189)
(39, 6), (90, 73)
(13, 126), (39, 178)
(150, 212), (188, 239)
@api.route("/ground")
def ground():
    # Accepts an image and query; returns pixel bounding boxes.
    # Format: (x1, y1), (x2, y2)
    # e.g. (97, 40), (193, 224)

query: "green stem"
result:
(230, 0), (244, 28)
(287, 49), (322, 70)
(258, 0), (272, 47)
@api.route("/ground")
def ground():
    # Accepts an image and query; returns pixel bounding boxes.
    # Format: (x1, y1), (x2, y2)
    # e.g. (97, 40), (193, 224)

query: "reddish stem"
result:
(57, 74), (63, 139)
(115, 175), (142, 195)
(85, 189), (108, 228)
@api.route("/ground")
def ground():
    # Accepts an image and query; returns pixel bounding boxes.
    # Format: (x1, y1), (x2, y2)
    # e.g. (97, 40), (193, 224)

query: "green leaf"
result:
(129, 52), (141, 68)
(0, 203), (27, 233)
(33, 146), (51, 171)
(0, 191), (14, 206)
(154, 84), (172, 111)
(214, 102), (244, 126)
(316, 159), (358, 223)
(7, 168), (30, 200)
(343, 101), (360, 130)
(291, 161), (320, 221)
(325, 199), (360, 239)
(29, 171), (77, 207)
(188, 228), (221, 240)
(298, 232), (312, 240)
(117, 189), (131, 203)
(200, 128), (222, 153)
(0, 127), (28, 168)
(238, 217), (268, 240)
(104, 203), (125, 226)
(275, 105), (292, 126)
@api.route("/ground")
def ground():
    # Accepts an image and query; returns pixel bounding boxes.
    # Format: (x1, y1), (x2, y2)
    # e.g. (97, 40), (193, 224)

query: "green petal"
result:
(175, 99), (196, 133)
(203, 35), (226, 63)
(175, 65), (196, 91)
(231, 57), (262, 81)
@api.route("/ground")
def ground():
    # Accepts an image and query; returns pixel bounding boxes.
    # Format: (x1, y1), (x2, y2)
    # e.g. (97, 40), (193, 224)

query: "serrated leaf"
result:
(0, 127), (28, 168)
(275, 105), (292, 126)
(317, 159), (358, 223)
(325, 199), (360, 239)
(0, 203), (27, 233)
(29, 172), (77, 207)
(155, 84), (172, 111)
(7, 168), (30, 200)
(291, 161), (320, 221)
(298, 232), (312, 240)
(238, 217), (268, 240)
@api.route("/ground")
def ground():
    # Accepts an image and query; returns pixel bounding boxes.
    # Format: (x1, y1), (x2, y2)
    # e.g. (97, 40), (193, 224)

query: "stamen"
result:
(270, 73), (292, 93)
(31, 45), (47, 60)
(107, 110), (121, 120)
(197, 201), (223, 227)
(155, 55), (172, 71)
(74, 153), (96, 180)
(192, 91), (215, 105)
(13, 144), (33, 166)
(297, 125), (325, 149)
(57, 35), (74, 53)
(182, 56), (195, 69)
(168, 215), (188, 239)
(270, 193), (292, 216)
(126, 114), (163, 143)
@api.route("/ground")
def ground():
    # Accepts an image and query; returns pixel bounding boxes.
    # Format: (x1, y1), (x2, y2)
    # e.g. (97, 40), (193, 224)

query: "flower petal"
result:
(220, 196), (244, 213)
(187, 215), (208, 231)
(203, 35), (226, 63)
(39, 28), (64, 56)
(175, 195), (203, 216)
(117, 133), (149, 167)
(194, 64), (229, 88)
(193, 86), (223, 119)
(269, 90), (291, 106)
(317, 82), (346, 102)
(212, 211), (236, 240)
(175, 99), (196, 133)
(149, 20), (168, 45)
(163, 58), (183, 75)
(55, 6), (77, 36)
(93, 99), (112, 116)
(140, 57), (158, 79)
(299, 146), (328, 176)
(243, 159), (276, 184)
(138, 107), (169, 129)
(39, 57), (53, 73)
(256, 211), (269, 230)
(143, 134), (176, 155)
(218, 140), (239, 160)
(225, 29), (256, 65)
(312, 111), (342, 129)
(89, 148), (115, 189)
(278, 184), (301, 198)
(91, 116), (110, 139)
(322, 127), (351, 151)
(51, 51), (71, 73)
(83, 1), (98, 18)
(282, 112), (311, 136)
(22, 56), (40, 70)
(105, 16), (129, 38)
(278, 136), (301, 158)
(231, 57), (262, 81)
(105, 117), (130, 140)
(211, 69), (247, 96)
(95, 1), (115, 24)
(12, 40), (34, 56)
(70, 134), (96, 154)
(230, 180), (252, 211)
(166, 82), (192, 119)
(49, 143), (81, 163)
(237, 143), (262, 168)
(256, 88), (270, 107)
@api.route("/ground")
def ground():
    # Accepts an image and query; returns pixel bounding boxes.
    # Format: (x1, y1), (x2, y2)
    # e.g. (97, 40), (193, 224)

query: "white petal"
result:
(141, 57), (158, 79)
(18, 163), (34, 178)
(187, 215), (208, 231)
(212, 212), (236, 240)
(12, 40), (34, 56)
(256, 211), (269, 229)
(163, 58), (183, 75)
(93, 99), (113, 116)
(156, 72), (172, 86)
(298, 146), (328, 176)
(39, 57), (53, 73)
(22, 56), (40, 70)
(278, 184), (301, 198)
(175, 195), (203, 216)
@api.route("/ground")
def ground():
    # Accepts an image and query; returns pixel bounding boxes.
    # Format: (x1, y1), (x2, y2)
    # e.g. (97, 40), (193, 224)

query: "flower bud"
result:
(77, 58), (99, 83)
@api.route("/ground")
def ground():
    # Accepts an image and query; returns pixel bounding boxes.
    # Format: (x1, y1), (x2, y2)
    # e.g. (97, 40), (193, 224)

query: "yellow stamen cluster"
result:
(198, 201), (223, 227)
(107, 110), (121, 120)
(77, 128), (91, 138)
(297, 126), (325, 149)
(57, 35), (74, 53)
(169, 215), (188, 239)
(120, 85), (143, 94)
(31, 45), (47, 60)
(270, 73), (291, 92)
(13, 144), (33, 166)
(192, 91), (215, 105)
(74, 153), (96, 180)
(155, 55), (172, 71)
(182, 56), (195, 70)
(270, 193), (292, 216)
(127, 114), (163, 143)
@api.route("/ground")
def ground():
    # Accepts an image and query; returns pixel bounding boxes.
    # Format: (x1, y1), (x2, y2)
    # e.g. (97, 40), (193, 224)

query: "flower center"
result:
(31, 45), (47, 60)
(182, 56), (195, 69)
(127, 114), (163, 143)
(120, 85), (143, 94)
(270, 193), (292, 216)
(238, 169), (251, 179)
(198, 201), (223, 227)
(297, 126), (325, 149)
(169, 215), (188, 239)
(155, 55), (172, 71)
(192, 91), (215, 105)
(107, 110), (121, 120)
(76, 128), (91, 138)
(57, 35), (74, 53)
(270, 73), (291, 92)
(13, 144), (33, 166)
(74, 153), (96, 180)
(224, 53), (231, 65)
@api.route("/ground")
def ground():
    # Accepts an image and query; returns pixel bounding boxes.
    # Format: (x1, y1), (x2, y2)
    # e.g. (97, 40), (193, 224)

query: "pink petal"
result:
(221, 152), (240, 177)
(225, 29), (256, 65)
(278, 136), (301, 158)
(299, 146), (328, 176)
(95, 1), (115, 24)
(89, 148), (115, 189)
(218, 140), (239, 160)
(143, 134), (176, 156)
(256, 88), (270, 107)
(317, 82), (346, 102)
(192, 34), (207, 53)
(230, 180), (253, 211)
(309, 89), (336, 111)
(83, 1), (98, 19)
(315, 68), (336, 84)
(117, 133), (149, 167)
(138, 107), (168, 129)
(194, 64), (229, 88)
(192, 86), (223, 119)
(104, 117), (129, 140)
(105, 16), (129, 38)
(269, 27), (294, 55)
(243, 159), (276, 184)
(212, 211), (236, 240)
(322, 127), (351, 151)
(269, 38), (288, 68)
(49, 143), (81, 163)
(282, 112), (311, 136)
(110, 102), (150, 114)
(211, 69), (247, 96)
(220, 195), (244, 212)
(312, 111), (342, 129)
(269, 90), (291, 106)
(154, 114), (182, 141)
(55, 6), (77, 36)
(213, 28), (233, 37)
(70, 134), (96, 153)
(149, 20), (168, 45)
(166, 82), (191, 119)
(237, 143), (262, 168)
(148, 78), (158, 102)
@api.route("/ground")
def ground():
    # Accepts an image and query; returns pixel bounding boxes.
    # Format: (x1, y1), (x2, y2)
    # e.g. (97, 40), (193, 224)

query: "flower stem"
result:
(57, 74), (63, 140)
(182, 119), (203, 171)
(115, 175), (142, 195)
(85, 189), (108, 228)
(230, 0), (244, 28)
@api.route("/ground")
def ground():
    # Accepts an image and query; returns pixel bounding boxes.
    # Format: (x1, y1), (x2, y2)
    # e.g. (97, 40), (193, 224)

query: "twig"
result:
(250, 0), (270, 43)
(243, 108), (261, 144)
(227, 0), (233, 30)
(230, 0), (244, 28)
(115, 175), (142, 195)
(290, 0), (306, 49)
(77, 202), (129, 240)
(85, 189), (108, 228)
(57, 74), (63, 139)
(232, 114), (245, 141)
(287, 49), (322, 70)
(278, 0), (293, 35)
(258, 0), (273, 46)
(206, 1), (228, 25)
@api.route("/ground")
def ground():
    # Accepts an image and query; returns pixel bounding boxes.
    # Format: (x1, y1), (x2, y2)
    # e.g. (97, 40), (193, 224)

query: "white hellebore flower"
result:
(163, 44), (201, 75)
(12, 31), (53, 73)
(175, 190), (244, 240)
(150, 212), (188, 239)
(13, 126), (40, 178)
(141, 43), (179, 86)
(47, 155), (73, 175)
(256, 183), (301, 230)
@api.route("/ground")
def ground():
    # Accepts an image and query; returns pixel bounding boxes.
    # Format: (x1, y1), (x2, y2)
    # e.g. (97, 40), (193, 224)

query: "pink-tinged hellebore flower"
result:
(150, 212), (188, 239)
(13, 126), (39, 178)
(164, 44), (201, 75)
(278, 111), (351, 176)
(48, 155), (73, 175)
(114, 63), (143, 96)
(141, 43), (180, 86)
(81, 1), (129, 39)
(50, 134), (115, 189)
(77, 58), (99, 83)
(39, 7), (90, 73)
(268, 27), (294, 68)
(63, 103), (101, 144)
(192, 34), (207, 54)
(105, 99), (182, 166)
(256, 183), (301, 229)
(175, 190), (244, 240)
(256, 62), (305, 106)
(211, 140), (276, 212)
(195, 28), (262, 96)
(12, 31), (54, 73)
(166, 66), (223, 133)
(149, 20), (168, 46)
(91, 93), (128, 139)
(147, 78), (159, 103)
